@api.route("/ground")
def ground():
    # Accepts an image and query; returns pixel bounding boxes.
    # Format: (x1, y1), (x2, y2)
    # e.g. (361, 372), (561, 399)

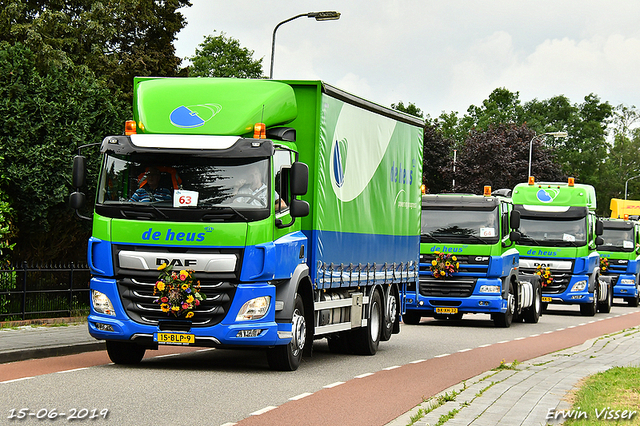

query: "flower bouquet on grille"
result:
(535, 265), (553, 288)
(600, 257), (609, 273)
(153, 263), (206, 318)
(430, 252), (459, 279)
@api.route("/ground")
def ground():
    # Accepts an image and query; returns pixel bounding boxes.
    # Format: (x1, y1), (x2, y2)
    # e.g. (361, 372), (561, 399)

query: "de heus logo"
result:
(142, 228), (205, 242)
(170, 104), (221, 128)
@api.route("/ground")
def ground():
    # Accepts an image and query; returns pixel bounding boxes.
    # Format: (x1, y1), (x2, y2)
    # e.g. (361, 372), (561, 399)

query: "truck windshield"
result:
(96, 153), (271, 218)
(519, 218), (587, 246)
(598, 228), (635, 252)
(421, 208), (500, 243)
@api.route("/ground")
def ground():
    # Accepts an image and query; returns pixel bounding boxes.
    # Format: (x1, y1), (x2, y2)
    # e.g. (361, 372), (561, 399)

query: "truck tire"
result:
(351, 289), (382, 355)
(402, 310), (422, 325)
(267, 294), (306, 371)
(381, 289), (398, 341)
(580, 285), (598, 316)
(598, 280), (612, 313)
(523, 282), (541, 323)
(106, 341), (145, 365)
(494, 283), (514, 328)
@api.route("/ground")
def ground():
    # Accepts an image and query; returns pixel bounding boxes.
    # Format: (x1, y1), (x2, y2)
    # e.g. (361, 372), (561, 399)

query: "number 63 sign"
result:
(173, 190), (199, 208)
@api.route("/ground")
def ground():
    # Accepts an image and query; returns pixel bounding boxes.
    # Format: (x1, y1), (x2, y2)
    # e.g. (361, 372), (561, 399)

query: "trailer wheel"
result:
(402, 310), (422, 325)
(580, 283), (598, 316)
(494, 283), (514, 328)
(523, 282), (541, 323)
(267, 294), (306, 371)
(351, 290), (382, 355)
(106, 341), (145, 365)
(598, 279), (612, 313)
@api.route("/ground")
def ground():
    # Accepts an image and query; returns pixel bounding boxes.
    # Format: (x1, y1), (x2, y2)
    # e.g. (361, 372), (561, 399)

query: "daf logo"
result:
(157, 258), (198, 267)
(534, 262), (551, 268)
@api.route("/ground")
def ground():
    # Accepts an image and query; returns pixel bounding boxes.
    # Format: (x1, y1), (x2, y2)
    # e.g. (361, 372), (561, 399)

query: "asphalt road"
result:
(1, 302), (639, 426)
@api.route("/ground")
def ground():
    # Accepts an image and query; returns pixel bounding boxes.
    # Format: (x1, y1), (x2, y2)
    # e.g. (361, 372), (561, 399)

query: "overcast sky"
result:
(173, 1), (640, 119)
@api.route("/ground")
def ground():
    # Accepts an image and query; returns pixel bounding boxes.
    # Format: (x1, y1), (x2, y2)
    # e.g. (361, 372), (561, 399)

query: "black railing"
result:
(0, 262), (91, 321)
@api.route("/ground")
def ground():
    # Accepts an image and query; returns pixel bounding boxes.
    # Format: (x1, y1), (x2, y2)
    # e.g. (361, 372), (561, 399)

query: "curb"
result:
(0, 341), (106, 364)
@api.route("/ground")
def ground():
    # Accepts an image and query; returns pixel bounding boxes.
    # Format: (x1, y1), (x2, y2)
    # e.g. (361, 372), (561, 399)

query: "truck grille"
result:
(418, 277), (476, 297)
(117, 276), (236, 326)
(419, 254), (490, 274)
(520, 267), (570, 294)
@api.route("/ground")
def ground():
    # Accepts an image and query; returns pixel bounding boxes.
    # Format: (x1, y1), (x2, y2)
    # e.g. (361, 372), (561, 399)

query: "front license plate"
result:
(154, 332), (195, 345)
(435, 307), (458, 314)
(541, 297), (552, 302)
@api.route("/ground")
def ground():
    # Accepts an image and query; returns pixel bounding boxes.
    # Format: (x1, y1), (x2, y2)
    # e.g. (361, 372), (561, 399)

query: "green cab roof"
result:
(133, 77), (298, 136)
(512, 180), (597, 210)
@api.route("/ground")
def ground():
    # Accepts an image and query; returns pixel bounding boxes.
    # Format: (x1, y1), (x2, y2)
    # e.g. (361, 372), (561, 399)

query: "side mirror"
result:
(509, 230), (521, 243)
(290, 162), (308, 196)
(595, 220), (603, 236)
(69, 191), (86, 210)
(72, 155), (86, 188)
(290, 199), (310, 218)
(509, 210), (520, 230)
(595, 236), (604, 246)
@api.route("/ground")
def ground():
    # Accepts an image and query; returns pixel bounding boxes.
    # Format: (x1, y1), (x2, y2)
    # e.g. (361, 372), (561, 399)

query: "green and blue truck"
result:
(70, 77), (423, 370)
(596, 199), (640, 307)
(403, 188), (541, 327)
(511, 178), (612, 316)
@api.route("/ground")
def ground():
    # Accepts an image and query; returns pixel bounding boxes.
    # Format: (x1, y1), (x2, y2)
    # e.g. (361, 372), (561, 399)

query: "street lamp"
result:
(528, 131), (568, 179)
(624, 174), (640, 199)
(269, 11), (341, 79)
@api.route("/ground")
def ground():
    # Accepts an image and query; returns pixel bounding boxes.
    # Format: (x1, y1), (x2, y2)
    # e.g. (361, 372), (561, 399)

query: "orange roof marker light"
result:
(568, 177), (575, 187)
(254, 122), (266, 139)
(484, 186), (491, 197)
(421, 184), (426, 194)
(125, 120), (137, 136)
(528, 176), (535, 185)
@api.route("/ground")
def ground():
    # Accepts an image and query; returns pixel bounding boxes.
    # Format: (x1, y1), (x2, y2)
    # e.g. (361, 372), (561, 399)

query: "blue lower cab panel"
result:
(612, 274), (639, 298)
(542, 274), (593, 304)
(88, 277), (291, 347)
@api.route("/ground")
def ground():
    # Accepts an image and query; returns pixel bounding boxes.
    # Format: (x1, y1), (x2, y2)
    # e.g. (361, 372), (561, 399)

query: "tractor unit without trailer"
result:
(70, 77), (424, 371)
(512, 177), (612, 316)
(597, 217), (640, 307)
(403, 188), (542, 328)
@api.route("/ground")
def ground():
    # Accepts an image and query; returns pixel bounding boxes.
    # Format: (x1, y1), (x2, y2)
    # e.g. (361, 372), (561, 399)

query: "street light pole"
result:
(528, 131), (568, 179)
(269, 11), (340, 79)
(624, 174), (640, 199)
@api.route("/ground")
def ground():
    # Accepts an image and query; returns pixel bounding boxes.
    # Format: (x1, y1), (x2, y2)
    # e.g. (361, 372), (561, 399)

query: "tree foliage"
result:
(189, 31), (264, 78)
(0, 0), (191, 104)
(392, 101), (424, 118)
(0, 42), (127, 260)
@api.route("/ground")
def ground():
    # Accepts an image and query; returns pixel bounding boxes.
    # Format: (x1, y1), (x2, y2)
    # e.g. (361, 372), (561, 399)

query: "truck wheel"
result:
(402, 310), (422, 325)
(494, 283), (514, 328)
(580, 285), (598, 316)
(523, 282), (541, 324)
(267, 294), (306, 371)
(381, 290), (398, 341)
(598, 280), (612, 313)
(106, 341), (145, 365)
(351, 290), (382, 355)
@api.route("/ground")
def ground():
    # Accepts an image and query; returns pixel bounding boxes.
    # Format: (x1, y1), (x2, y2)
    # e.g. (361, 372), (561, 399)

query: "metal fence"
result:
(0, 262), (91, 321)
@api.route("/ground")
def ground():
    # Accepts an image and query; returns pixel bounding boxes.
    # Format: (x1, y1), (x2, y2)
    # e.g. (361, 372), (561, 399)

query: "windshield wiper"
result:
(519, 234), (541, 246)
(421, 233), (443, 243)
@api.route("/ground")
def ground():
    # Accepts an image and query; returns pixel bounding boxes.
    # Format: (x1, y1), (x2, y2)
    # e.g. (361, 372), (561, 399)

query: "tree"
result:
(0, 0), (191, 104)
(391, 101), (424, 118)
(189, 31), (264, 78)
(445, 124), (564, 194)
(422, 119), (454, 194)
(0, 42), (127, 261)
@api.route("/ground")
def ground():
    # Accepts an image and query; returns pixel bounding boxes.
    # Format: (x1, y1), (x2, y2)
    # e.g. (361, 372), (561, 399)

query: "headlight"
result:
(479, 285), (501, 293)
(620, 279), (635, 285)
(571, 280), (587, 292)
(236, 296), (271, 321)
(92, 290), (116, 316)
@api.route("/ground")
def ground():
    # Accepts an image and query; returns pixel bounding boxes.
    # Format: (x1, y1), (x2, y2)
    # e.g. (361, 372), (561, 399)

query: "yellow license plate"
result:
(155, 332), (195, 345)
(542, 297), (552, 302)
(435, 307), (458, 314)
